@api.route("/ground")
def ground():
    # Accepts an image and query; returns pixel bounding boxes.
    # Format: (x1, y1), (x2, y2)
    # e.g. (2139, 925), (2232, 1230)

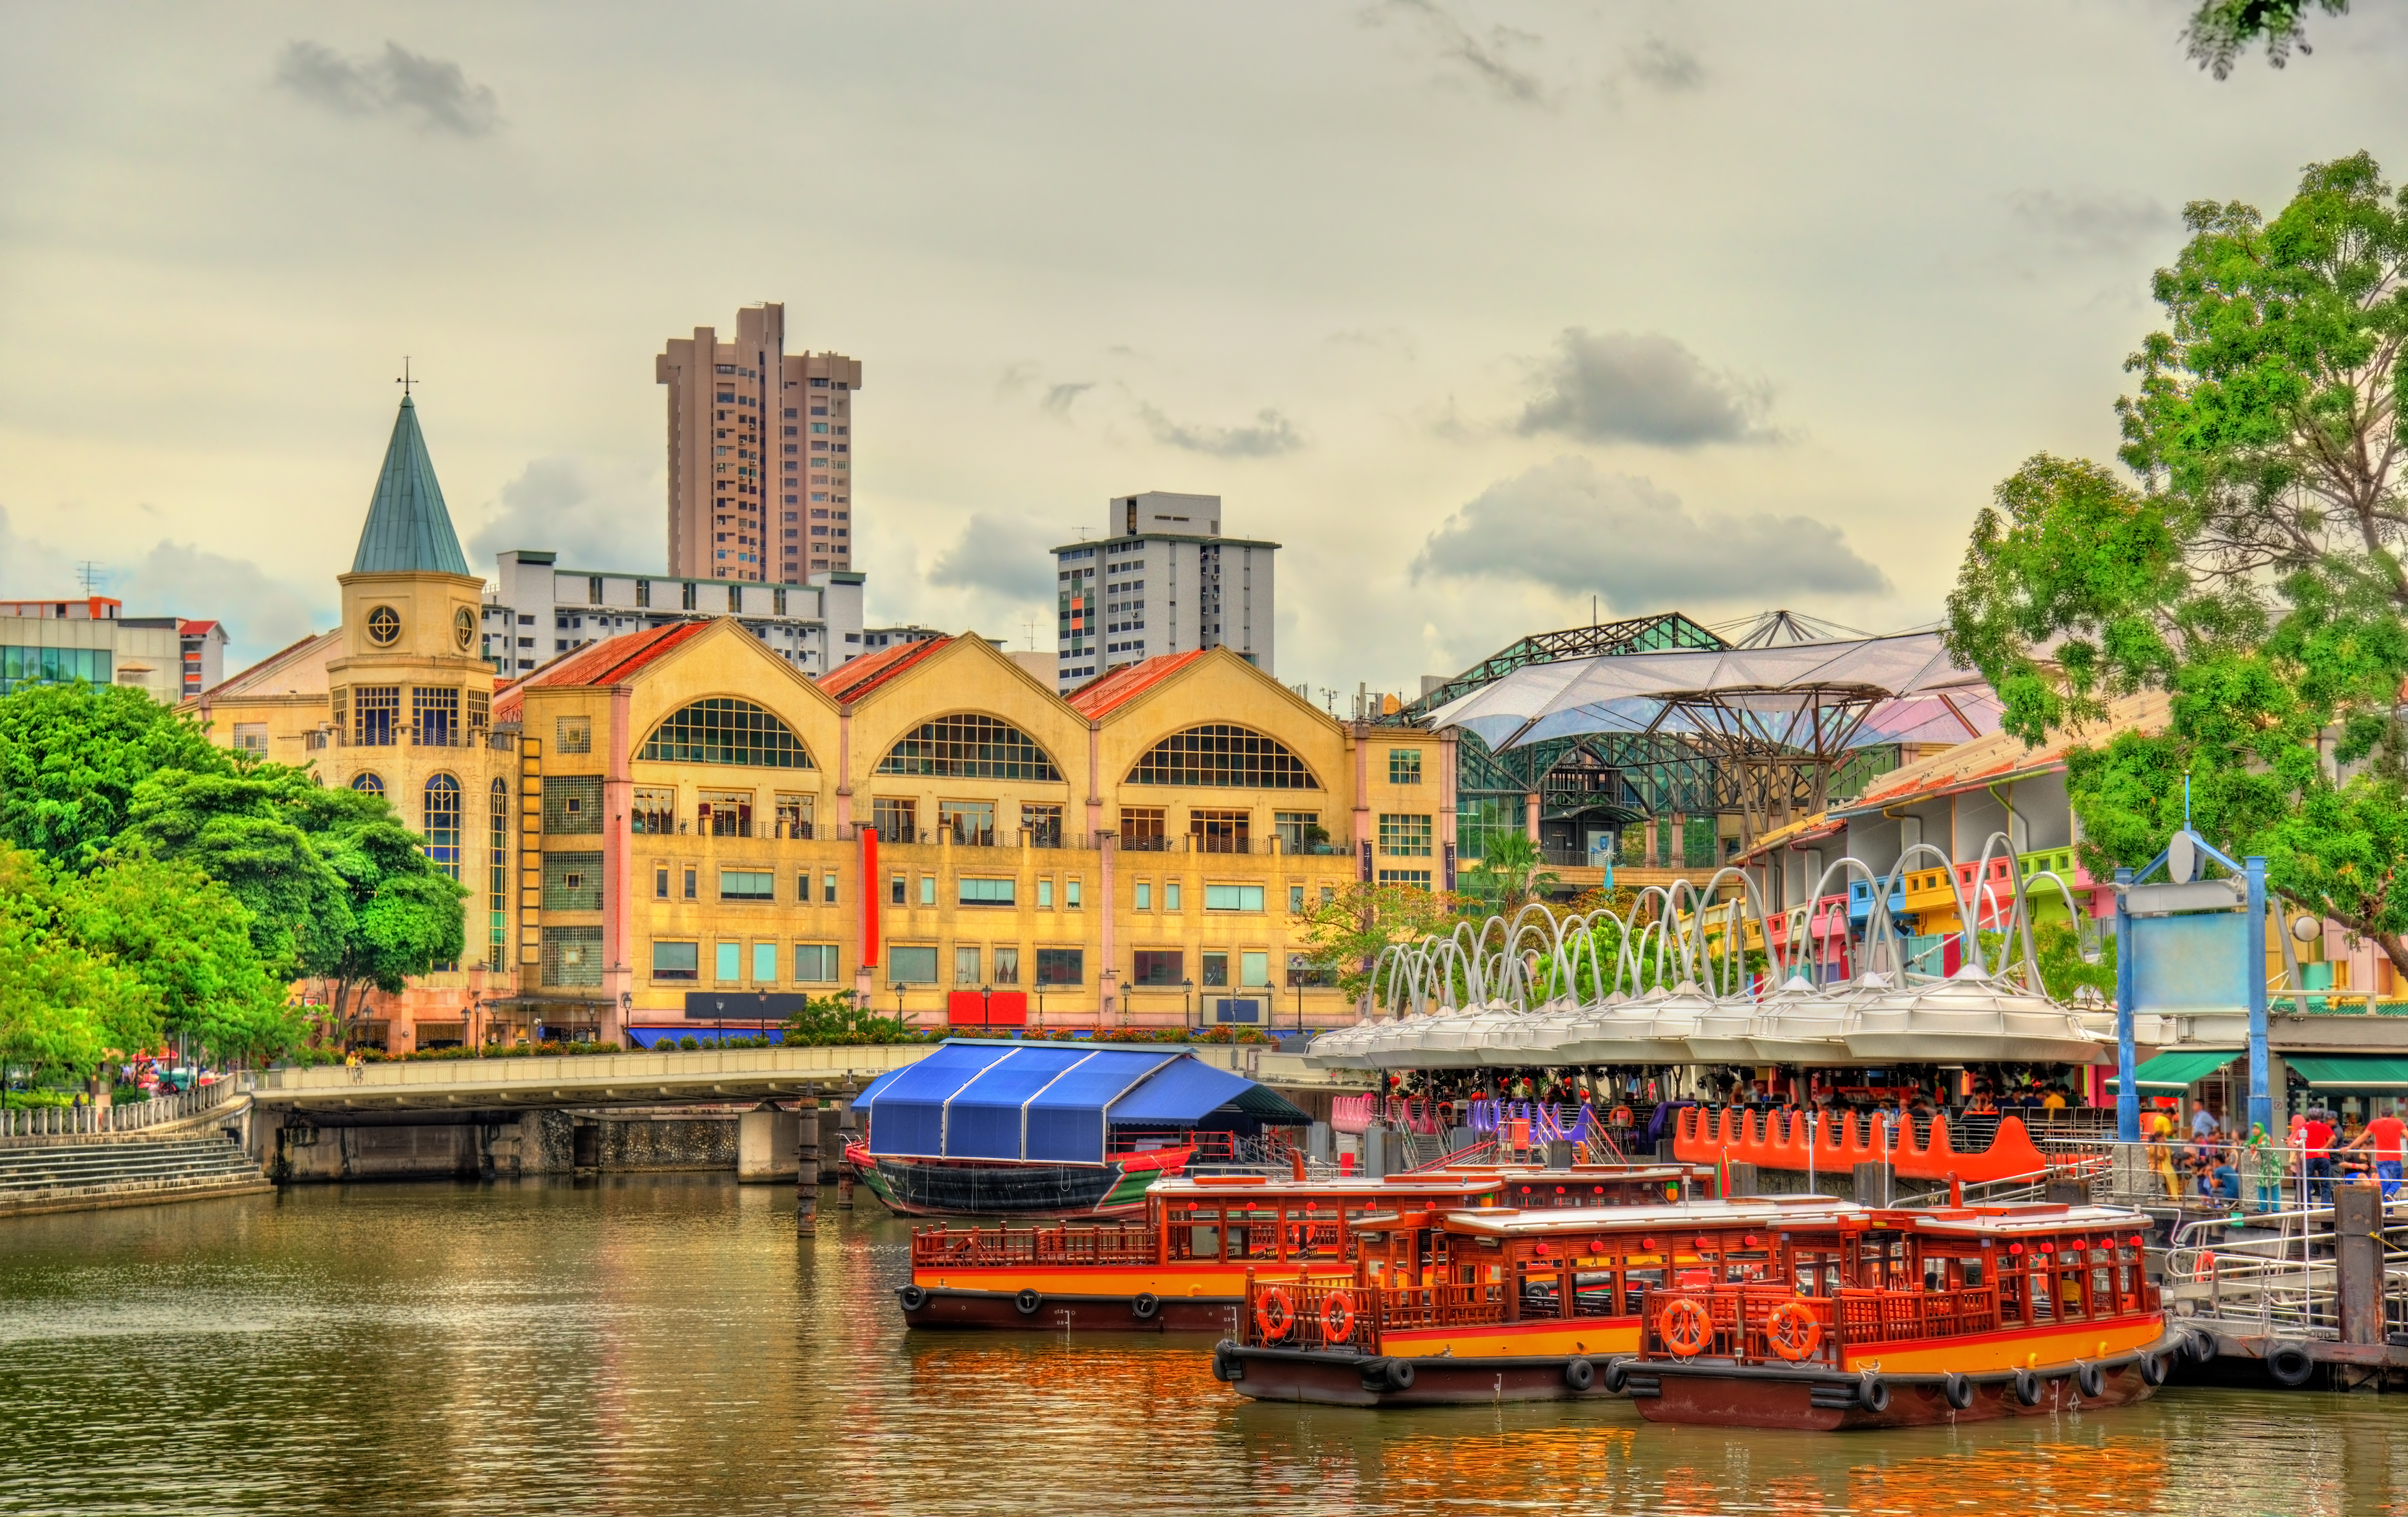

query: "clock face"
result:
(454, 606), (476, 650)
(366, 606), (401, 646)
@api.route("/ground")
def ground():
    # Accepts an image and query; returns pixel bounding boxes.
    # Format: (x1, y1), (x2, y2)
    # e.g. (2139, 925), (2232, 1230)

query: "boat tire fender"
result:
(1563, 1357), (1594, 1392)
(2183, 1327), (2219, 1366)
(2074, 1361), (2106, 1399)
(1014, 1288), (1043, 1317)
(2139, 1351), (2169, 1387)
(1942, 1373), (1974, 1411)
(1131, 1292), (1160, 1321)
(2012, 1369), (2043, 1407)
(1856, 1374), (1889, 1414)
(897, 1284), (929, 1313)
(2267, 1342), (2316, 1389)
(1212, 1343), (1245, 1383)
(1386, 1357), (1417, 1392)
(1602, 1358), (1631, 1395)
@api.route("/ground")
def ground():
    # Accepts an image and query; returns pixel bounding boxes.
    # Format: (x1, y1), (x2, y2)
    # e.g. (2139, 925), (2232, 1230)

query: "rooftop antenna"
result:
(75, 561), (105, 594)
(396, 357), (419, 398)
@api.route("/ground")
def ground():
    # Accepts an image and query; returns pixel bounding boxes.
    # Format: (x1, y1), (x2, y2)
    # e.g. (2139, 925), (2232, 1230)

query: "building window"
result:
(1135, 881), (1152, 911)
(1189, 810), (1250, 853)
(0, 644), (112, 692)
(715, 941), (741, 983)
(752, 942), (778, 983)
(684, 867), (698, 900)
(544, 926), (605, 987)
(589, 576), (604, 605)
(1275, 811), (1324, 854)
(632, 786), (678, 834)
(1205, 884), (1264, 912)
(1119, 807), (1167, 851)
(795, 944), (839, 983)
(1037, 878), (1053, 909)
(823, 872), (838, 904)
(232, 722), (268, 755)
(1289, 884), (1305, 914)
(1379, 813), (1434, 857)
(699, 789), (753, 837)
(1065, 878), (1081, 909)
(721, 869), (776, 902)
(1021, 803), (1064, 847)
(1241, 951), (1271, 987)
(656, 866), (670, 900)
(993, 946), (1020, 984)
(413, 686), (460, 747)
(872, 797), (916, 842)
(1132, 949), (1182, 986)
(422, 775), (462, 877)
(544, 776), (604, 834)
(653, 941), (698, 982)
(1166, 881), (1182, 912)
(938, 800), (996, 846)
(1388, 749), (1423, 785)
(639, 698), (814, 768)
(1035, 948), (1083, 986)
(543, 850), (604, 910)
(959, 877), (1016, 907)
(635, 580), (651, 608)
(557, 716), (592, 755)
(1126, 725), (1320, 789)
(955, 945), (981, 985)
(1201, 951), (1228, 988)
(889, 945), (938, 984)
(727, 585), (742, 612)
(890, 874), (906, 906)
(1377, 869), (1434, 891)
(775, 792), (814, 839)
(682, 583), (698, 611)
(489, 780), (509, 969)
(875, 714), (1063, 781)
(353, 685), (400, 746)
(920, 875), (936, 907)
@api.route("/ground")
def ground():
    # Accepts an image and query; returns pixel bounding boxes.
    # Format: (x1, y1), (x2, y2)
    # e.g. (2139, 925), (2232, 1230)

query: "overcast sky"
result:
(3, 2), (2402, 692)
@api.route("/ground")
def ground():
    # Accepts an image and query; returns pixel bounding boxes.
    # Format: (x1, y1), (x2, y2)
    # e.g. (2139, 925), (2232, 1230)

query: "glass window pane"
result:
(716, 941), (741, 982)
(753, 942), (778, 983)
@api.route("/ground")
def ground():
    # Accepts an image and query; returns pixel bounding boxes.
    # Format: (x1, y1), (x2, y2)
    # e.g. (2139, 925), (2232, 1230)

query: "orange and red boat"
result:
(897, 1161), (1708, 1332)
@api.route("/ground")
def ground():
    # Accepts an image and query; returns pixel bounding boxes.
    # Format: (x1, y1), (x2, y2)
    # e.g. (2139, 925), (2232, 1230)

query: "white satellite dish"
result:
(2167, 830), (2196, 885)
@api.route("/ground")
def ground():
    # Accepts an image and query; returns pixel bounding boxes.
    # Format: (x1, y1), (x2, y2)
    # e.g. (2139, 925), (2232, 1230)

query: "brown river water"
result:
(0, 1176), (2403, 1516)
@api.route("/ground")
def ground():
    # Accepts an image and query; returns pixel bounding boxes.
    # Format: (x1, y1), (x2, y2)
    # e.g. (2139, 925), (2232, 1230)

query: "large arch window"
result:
(876, 714), (1063, 782)
(423, 774), (462, 877)
(350, 772), (385, 795)
(639, 698), (815, 768)
(1126, 724), (1321, 790)
(488, 779), (510, 971)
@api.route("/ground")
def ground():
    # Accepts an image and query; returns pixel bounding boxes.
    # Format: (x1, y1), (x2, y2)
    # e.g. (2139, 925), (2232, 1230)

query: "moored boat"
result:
(1623, 1203), (2181, 1430)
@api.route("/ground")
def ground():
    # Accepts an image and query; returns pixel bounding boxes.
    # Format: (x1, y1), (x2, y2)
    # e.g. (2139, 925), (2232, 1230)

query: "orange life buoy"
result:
(1256, 1285), (1296, 1343)
(2193, 1250), (2217, 1283)
(1320, 1289), (1357, 1343)
(1766, 1300), (1822, 1362)
(1659, 1296), (1712, 1358)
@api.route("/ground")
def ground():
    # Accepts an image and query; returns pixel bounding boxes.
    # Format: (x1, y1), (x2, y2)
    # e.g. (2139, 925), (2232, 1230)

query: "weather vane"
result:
(397, 357), (418, 398)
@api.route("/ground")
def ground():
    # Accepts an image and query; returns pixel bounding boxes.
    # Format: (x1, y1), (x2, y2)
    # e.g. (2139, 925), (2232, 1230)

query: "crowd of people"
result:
(2144, 1101), (2408, 1211)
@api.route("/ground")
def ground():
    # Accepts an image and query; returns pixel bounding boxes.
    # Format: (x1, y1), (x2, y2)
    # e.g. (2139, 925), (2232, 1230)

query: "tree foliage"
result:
(2183, 0), (2352, 79)
(1947, 152), (2408, 972)
(0, 683), (230, 868)
(1456, 832), (1561, 915)
(780, 993), (912, 1046)
(1291, 881), (1460, 1005)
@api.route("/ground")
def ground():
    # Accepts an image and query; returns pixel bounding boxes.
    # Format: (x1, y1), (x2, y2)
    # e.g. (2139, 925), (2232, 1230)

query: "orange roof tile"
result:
(1066, 649), (1207, 718)
(515, 621), (713, 692)
(816, 636), (952, 703)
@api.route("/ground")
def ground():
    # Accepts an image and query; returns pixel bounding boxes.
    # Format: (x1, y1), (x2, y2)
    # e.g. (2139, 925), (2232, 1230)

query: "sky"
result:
(2, 2), (2403, 694)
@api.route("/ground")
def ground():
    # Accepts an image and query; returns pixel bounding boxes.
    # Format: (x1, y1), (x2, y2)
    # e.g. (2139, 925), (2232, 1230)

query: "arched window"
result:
(877, 714), (1063, 781)
(488, 779), (510, 970)
(351, 772), (385, 794)
(1126, 724), (1320, 789)
(423, 774), (461, 877)
(639, 698), (814, 768)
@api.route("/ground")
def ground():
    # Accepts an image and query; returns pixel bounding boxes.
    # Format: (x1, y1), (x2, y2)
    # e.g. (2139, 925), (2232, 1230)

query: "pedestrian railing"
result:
(2162, 1198), (2408, 1341)
(0, 1074), (251, 1138)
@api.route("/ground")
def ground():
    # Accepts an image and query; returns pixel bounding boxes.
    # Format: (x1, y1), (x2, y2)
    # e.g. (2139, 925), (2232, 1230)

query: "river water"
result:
(0, 1177), (2402, 1516)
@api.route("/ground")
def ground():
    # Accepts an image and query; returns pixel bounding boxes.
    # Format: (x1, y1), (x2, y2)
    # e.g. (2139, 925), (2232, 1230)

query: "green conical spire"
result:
(352, 395), (470, 575)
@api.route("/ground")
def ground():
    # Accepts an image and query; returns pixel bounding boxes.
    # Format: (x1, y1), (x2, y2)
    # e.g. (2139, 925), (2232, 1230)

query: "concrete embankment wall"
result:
(259, 1108), (745, 1184)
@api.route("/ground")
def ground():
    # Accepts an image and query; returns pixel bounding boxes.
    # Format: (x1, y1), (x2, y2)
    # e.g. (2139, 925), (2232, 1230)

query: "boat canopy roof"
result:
(859, 1040), (1310, 1166)
(1433, 1197), (1861, 1236)
(1860, 1204), (2155, 1239)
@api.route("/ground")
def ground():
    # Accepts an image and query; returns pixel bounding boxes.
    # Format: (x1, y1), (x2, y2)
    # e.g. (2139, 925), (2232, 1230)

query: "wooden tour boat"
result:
(898, 1161), (1708, 1332)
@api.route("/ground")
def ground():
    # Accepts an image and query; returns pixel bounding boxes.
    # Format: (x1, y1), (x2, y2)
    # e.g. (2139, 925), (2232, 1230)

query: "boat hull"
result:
(901, 1284), (1243, 1333)
(853, 1153), (1169, 1219)
(1628, 1340), (2171, 1430)
(1219, 1345), (1623, 1406)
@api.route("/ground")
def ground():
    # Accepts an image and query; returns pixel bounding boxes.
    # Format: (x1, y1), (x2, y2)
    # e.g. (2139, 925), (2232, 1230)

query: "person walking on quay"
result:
(2244, 1122), (2286, 1214)
(2303, 1107), (2337, 1203)
(2148, 1108), (2183, 1203)
(2344, 1105), (2408, 1200)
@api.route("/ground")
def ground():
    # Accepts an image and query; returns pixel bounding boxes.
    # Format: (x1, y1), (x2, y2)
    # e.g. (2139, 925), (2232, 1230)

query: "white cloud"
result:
(2006, 189), (2179, 256)
(273, 40), (500, 136)
(117, 541), (333, 668)
(1516, 330), (1776, 448)
(928, 510), (1066, 602)
(1137, 401), (1305, 458)
(1410, 456), (1888, 607)
(466, 456), (663, 577)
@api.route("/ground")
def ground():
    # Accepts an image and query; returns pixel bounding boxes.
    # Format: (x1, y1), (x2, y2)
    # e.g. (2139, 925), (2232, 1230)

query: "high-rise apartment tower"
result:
(1052, 491), (1278, 693)
(656, 303), (861, 584)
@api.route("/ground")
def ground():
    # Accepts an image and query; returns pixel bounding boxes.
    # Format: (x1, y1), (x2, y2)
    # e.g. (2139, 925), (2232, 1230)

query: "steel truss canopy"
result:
(1424, 632), (2004, 842)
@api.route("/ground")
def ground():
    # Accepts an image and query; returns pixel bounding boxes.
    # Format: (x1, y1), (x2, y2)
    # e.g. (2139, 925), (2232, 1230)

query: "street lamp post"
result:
(891, 982), (906, 1030)
(981, 983), (993, 1032)
(1183, 978), (1195, 1033)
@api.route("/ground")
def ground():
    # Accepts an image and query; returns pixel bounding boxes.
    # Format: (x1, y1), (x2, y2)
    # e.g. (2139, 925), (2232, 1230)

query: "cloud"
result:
(2005, 189), (2177, 256)
(928, 511), (1067, 601)
(1371, 0), (1547, 105)
(1409, 456), (1888, 607)
(273, 40), (500, 136)
(1516, 328), (1775, 448)
(0, 504), (77, 593)
(1137, 401), (1304, 458)
(1041, 381), (1094, 417)
(1624, 37), (1704, 91)
(466, 455), (662, 575)
(117, 541), (334, 670)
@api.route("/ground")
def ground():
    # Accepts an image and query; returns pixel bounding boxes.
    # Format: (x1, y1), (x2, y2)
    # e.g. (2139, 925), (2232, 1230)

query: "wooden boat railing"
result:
(910, 1222), (1157, 1269)
(1636, 1275), (2153, 1367)
(1240, 1268), (1506, 1355)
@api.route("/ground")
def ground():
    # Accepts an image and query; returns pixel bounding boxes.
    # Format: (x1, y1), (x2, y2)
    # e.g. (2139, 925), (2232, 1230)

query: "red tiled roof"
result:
(816, 636), (952, 703)
(521, 621), (713, 691)
(1066, 649), (1207, 719)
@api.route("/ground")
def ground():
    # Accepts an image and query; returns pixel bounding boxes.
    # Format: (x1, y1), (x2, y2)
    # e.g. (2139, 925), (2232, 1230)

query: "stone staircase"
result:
(0, 1127), (270, 1218)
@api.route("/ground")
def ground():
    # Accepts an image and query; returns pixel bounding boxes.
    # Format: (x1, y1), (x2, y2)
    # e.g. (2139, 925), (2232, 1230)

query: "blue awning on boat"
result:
(856, 1041), (1305, 1166)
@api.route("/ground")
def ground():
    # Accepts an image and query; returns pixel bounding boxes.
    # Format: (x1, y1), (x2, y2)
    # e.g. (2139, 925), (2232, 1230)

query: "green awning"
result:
(2106, 1049), (2241, 1093)
(2287, 1056), (2408, 1091)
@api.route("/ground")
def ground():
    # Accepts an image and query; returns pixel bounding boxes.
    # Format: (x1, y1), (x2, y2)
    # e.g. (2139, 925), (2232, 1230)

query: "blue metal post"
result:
(2247, 855), (2271, 1134)
(2115, 866), (2137, 1142)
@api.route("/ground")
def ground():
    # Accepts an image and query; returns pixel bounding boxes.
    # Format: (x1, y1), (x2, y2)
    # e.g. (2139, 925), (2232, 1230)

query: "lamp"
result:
(1183, 977), (1195, 1033)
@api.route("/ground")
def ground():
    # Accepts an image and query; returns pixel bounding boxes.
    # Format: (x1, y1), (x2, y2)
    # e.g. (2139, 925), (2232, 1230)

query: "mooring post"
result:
(2337, 1181), (2381, 1348)
(796, 1098), (821, 1235)
(1852, 1161), (1895, 1207)
(835, 1093), (857, 1209)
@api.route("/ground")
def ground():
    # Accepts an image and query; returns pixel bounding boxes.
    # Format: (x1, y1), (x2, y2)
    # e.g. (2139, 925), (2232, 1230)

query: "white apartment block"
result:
(483, 551), (867, 679)
(1052, 491), (1278, 692)
(0, 596), (226, 703)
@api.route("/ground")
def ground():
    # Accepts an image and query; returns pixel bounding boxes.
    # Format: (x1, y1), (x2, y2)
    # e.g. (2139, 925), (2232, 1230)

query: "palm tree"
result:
(1460, 832), (1560, 914)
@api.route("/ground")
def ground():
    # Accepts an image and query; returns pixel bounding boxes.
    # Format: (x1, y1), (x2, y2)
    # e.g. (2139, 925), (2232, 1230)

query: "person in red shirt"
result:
(2303, 1109), (2337, 1203)
(2346, 1107), (2407, 1199)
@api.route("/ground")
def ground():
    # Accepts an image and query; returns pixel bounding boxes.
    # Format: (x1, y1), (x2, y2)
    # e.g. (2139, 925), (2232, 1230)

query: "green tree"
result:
(1946, 152), (2408, 974)
(781, 992), (912, 1046)
(2183, 0), (2353, 79)
(53, 852), (303, 1065)
(0, 683), (229, 868)
(1291, 881), (1458, 1006)
(1456, 832), (1561, 915)
(0, 851), (156, 1094)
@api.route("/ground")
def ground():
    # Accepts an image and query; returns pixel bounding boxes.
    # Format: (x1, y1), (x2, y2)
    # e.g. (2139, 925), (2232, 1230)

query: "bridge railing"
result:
(0, 1073), (249, 1138)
